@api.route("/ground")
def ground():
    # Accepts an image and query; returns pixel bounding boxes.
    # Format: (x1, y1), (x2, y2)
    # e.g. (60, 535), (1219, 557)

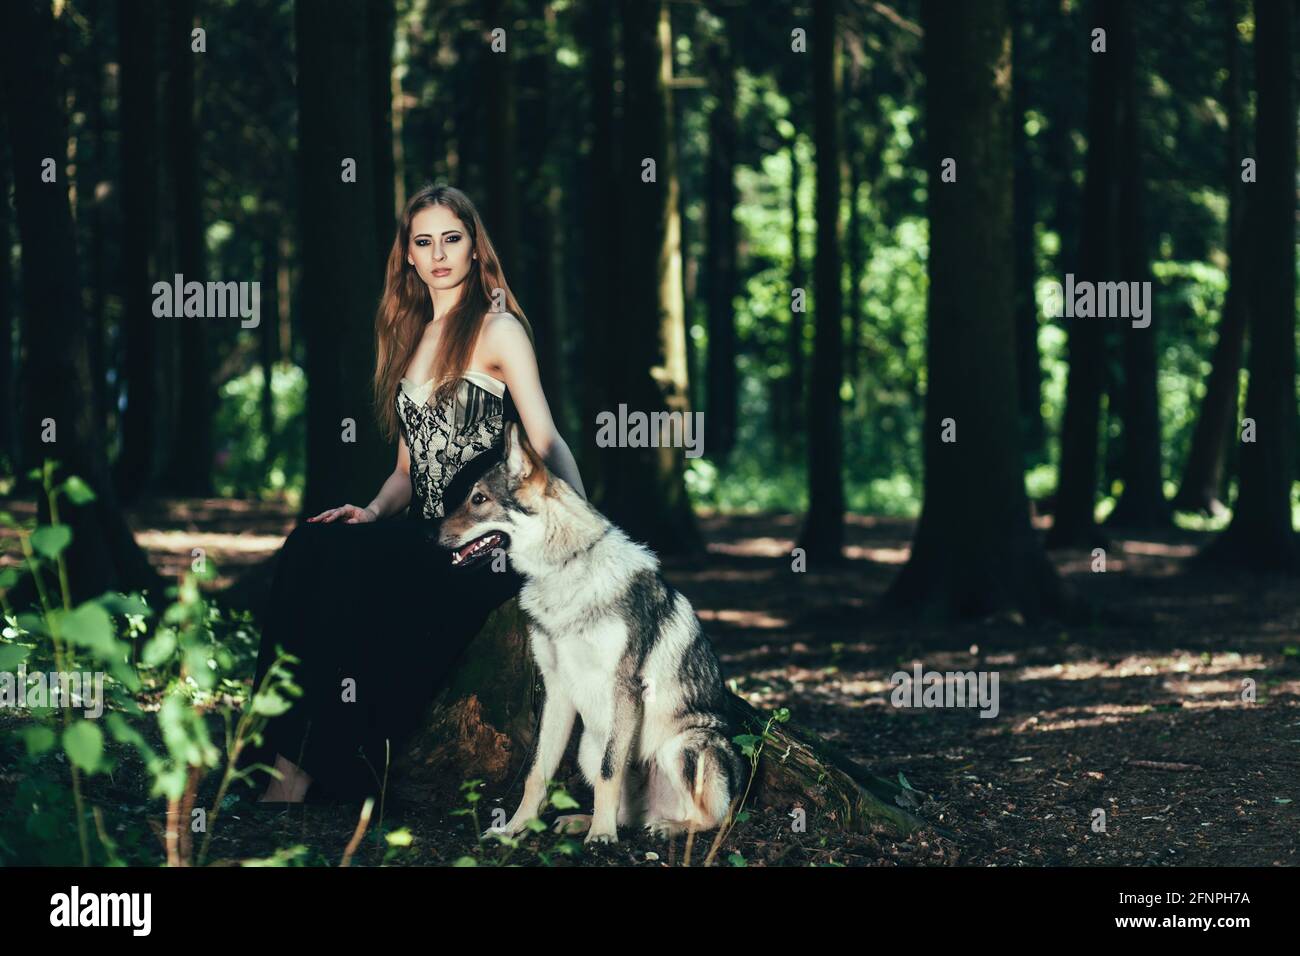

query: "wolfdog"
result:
(438, 422), (744, 843)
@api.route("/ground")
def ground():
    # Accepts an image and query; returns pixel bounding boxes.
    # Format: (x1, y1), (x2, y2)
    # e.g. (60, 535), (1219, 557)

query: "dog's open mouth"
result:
(449, 532), (509, 569)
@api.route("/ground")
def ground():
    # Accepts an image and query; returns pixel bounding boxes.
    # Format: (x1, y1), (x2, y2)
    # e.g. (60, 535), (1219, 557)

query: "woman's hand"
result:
(307, 504), (378, 524)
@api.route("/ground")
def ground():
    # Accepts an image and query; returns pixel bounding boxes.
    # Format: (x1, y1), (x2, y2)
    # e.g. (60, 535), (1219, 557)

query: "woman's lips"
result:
(433, 268), (451, 276)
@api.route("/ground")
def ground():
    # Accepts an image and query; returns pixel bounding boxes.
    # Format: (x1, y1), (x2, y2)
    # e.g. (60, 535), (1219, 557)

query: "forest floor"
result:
(3, 498), (1298, 867)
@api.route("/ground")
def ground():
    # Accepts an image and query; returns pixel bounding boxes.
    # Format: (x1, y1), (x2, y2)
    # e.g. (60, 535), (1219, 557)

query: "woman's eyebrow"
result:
(412, 230), (462, 239)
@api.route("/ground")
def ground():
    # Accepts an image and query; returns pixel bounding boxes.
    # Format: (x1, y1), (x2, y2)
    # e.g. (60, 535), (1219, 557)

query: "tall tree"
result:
(1046, 0), (1123, 550)
(1173, 0), (1249, 517)
(884, 0), (1062, 619)
(161, 0), (213, 497)
(1106, 0), (1170, 529)
(1012, 1), (1045, 463)
(368, 0), (397, 268)
(578, 0), (619, 500)
(519, 4), (565, 430)
(784, 131), (806, 446)
(605, 0), (699, 555)
(0, 112), (14, 473)
(482, 0), (520, 279)
(114, 0), (160, 502)
(1, 0), (163, 603)
(1203, 0), (1296, 569)
(295, 0), (390, 517)
(703, 10), (739, 461)
(797, 0), (845, 564)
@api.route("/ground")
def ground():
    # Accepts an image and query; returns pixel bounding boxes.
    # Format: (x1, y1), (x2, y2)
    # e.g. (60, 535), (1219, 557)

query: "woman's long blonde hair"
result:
(372, 183), (534, 443)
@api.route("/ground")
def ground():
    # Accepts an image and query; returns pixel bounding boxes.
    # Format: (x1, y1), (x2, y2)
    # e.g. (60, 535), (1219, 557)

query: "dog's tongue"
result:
(452, 532), (501, 566)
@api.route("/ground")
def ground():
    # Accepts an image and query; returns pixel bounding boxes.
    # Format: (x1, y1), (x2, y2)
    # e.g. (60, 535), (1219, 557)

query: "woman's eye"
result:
(415, 238), (429, 246)
(447, 235), (459, 243)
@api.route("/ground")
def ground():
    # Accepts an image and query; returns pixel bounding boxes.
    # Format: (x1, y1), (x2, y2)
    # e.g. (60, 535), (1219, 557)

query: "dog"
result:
(438, 422), (745, 844)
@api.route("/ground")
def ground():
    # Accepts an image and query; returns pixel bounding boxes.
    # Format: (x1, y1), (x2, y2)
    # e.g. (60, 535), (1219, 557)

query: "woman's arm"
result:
(482, 313), (588, 500)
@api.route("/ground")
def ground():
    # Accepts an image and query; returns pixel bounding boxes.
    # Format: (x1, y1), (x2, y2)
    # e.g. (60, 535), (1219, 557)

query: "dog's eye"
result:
(471, 492), (487, 505)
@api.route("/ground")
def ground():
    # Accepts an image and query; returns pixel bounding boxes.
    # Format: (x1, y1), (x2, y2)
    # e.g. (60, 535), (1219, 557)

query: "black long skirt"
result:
(236, 515), (523, 801)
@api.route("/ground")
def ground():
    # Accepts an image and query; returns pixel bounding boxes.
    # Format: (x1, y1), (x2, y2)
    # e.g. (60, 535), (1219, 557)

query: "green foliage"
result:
(212, 362), (306, 501)
(0, 461), (301, 866)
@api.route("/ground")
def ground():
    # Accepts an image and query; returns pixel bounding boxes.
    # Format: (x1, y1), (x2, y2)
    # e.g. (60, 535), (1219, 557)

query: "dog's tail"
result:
(687, 732), (746, 829)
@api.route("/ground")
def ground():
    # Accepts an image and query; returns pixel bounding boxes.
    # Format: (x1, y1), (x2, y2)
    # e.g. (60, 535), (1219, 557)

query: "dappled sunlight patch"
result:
(845, 544), (910, 564)
(1017, 651), (1265, 683)
(696, 607), (790, 630)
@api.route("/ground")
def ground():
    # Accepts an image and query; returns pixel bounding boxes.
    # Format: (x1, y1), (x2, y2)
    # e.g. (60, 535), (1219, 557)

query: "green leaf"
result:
(22, 725), (57, 756)
(97, 591), (152, 618)
(453, 857), (478, 867)
(183, 646), (215, 690)
(733, 733), (762, 758)
(30, 524), (72, 560)
(0, 567), (20, 589)
(549, 788), (580, 811)
(898, 771), (916, 791)
(63, 721), (104, 773)
(727, 852), (747, 867)
(61, 476), (96, 505)
(16, 612), (48, 636)
(0, 643), (31, 669)
(141, 629), (177, 668)
(251, 690), (292, 717)
(60, 602), (116, 654)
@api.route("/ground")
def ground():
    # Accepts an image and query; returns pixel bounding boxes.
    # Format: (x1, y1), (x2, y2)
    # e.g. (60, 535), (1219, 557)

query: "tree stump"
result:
(392, 598), (932, 837)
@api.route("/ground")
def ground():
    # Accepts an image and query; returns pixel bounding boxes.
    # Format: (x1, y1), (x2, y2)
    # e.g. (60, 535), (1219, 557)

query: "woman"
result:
(238, 183), (586, 804)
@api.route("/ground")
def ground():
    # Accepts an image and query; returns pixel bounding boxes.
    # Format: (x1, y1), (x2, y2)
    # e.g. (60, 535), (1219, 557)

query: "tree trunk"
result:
(578, 0), (618, 500)
(797, 0), (846, 566)
(368, 0), (396, 272)
(1105, 1), (1170, 530)
(520, 4), (565, 431)
(258, 212), (281, 470)
(703, 20), (739, 462)
(1173, 0), (1248, 518)
(296, 0), (389, 519)
(114, 0), (160, 503)
(602, 0), (699, 556)
(0, 110), (14, 473)
(1201, 0), (1296, 570)
(883, 0), (1066, 621)
(161, 0), (213, 497)
(0, 0), (165, 606)
(1046, 0), (1122, 550)
(482, 0), (520, 279)
(1012, 1), (1045, 464)
(783, 132), (806, 449)
(392, 598), (929, 837)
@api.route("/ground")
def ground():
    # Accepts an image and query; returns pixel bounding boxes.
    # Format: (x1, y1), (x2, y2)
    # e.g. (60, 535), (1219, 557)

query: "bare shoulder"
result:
(480, 311), (532, 355)
(482, 310), (527, 340)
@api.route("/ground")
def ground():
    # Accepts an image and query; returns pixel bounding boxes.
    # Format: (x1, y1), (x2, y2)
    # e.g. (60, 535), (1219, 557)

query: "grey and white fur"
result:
(438, 421), (744, 844)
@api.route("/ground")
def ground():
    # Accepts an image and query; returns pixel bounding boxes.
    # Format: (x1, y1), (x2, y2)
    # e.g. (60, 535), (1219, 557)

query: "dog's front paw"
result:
(552, 813), (592, 835)
(483, 815), (530, 840)
(584, 826), (619, 845)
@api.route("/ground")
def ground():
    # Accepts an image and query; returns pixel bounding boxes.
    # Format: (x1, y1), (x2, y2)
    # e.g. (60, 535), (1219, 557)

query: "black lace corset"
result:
(395, 372), (514, 520)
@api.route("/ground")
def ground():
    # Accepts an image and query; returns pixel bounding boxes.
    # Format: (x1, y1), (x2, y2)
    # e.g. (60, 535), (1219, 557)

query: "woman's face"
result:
(406, 204), (474, 292)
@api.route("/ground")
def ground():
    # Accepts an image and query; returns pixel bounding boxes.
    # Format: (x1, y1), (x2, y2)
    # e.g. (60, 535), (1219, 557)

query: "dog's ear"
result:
(503, 421), (541, 481)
